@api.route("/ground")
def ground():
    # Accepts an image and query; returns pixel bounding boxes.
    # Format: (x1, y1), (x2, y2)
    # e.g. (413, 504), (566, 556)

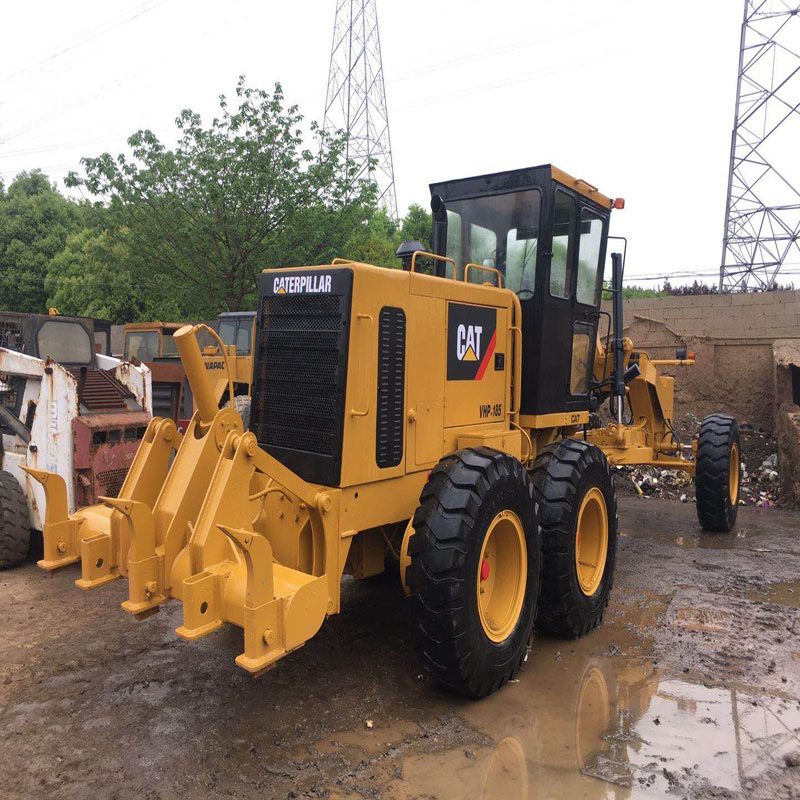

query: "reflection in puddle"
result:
(393, 640), (800, 799)
(311, 584), (798, 799)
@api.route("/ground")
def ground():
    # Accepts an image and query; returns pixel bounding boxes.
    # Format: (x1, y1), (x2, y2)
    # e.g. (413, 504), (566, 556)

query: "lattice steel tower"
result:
(323, 0), (398, 221)
(720, 1), (800, 291)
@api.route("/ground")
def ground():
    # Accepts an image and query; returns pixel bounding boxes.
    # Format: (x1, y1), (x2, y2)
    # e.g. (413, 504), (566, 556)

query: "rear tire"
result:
(531, 440), (618, 638)
(407, 448), (541, 698)
(0, 470), (30, 569)
(695, 413), (740, 532)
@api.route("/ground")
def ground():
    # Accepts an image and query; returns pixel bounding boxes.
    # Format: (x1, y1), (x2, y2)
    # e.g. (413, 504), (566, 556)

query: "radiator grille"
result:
(376, 307), (406, 468)
(250, 277), (352, 486)
(96, 467), (129, 498)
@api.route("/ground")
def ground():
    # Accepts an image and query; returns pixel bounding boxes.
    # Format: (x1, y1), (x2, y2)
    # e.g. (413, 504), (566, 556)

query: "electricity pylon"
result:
(720, 0), (800, 291)
(323, 0), (398, 221)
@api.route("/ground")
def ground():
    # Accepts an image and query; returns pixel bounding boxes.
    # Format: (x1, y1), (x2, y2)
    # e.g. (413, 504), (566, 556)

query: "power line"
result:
(0, 0), (171, 86)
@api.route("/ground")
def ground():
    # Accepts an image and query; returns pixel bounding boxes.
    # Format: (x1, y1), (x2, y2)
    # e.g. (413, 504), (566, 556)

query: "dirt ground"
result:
(1, 497), (799, 800)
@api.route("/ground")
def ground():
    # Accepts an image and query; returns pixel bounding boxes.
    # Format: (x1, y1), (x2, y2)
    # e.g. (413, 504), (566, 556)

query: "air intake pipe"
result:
(174, 324), (219, 427)
(611, 252), (625, 425)
(430, 194), (448, 277)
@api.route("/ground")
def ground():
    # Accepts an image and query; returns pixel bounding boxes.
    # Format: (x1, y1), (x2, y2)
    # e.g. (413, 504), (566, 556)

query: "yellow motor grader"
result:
(27, 165), (740, 697)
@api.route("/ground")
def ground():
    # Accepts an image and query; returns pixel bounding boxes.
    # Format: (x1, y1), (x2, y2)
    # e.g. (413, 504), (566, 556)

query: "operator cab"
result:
(216, 311), (256, 357)
(430, 165), (615, 417)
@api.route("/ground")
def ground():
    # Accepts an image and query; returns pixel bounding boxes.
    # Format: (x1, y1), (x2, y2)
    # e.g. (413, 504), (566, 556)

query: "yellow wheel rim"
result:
(729, 442), (740, 505)
(575, 487), (608, 597)
(477, 510), (527, 643)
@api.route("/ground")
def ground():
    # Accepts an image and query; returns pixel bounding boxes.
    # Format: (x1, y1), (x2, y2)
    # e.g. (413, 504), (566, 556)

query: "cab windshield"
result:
(125, 331), (159, 361)
(443, 189), (541, 294)
(37, 320), (93, 365)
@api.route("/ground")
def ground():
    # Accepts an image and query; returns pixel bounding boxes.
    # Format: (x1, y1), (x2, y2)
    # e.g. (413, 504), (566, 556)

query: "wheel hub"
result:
(575, 487), (608, 597)
(476, 510), (527, 643)
(729, 442), (740, 505)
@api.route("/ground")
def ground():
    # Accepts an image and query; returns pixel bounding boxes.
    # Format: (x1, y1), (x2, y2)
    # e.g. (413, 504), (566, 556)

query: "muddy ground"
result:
(1, 497), (799, 800)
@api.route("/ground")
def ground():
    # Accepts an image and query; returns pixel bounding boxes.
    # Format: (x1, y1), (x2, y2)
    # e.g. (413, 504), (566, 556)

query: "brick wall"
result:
(601, 289), (800, 340)
(599, 290), (800, 431)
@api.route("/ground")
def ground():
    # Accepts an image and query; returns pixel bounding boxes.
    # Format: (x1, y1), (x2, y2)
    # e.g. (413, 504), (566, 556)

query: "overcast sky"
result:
(0, 0), (744, 285)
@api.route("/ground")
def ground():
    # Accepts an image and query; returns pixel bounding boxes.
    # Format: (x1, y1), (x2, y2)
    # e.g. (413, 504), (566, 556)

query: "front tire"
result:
(531, 440), (618, 638)
(695, 413), (740, 532)
(407, 448), (541, 698)
(0, 470), (30, 569)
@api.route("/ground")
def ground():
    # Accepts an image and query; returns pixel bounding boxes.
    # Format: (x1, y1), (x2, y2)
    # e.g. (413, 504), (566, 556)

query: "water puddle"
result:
(316, 617), (799, 799)
(673, 529), (752, 550)
(746, 580), (800, 609)
(395, 646), (799, 799)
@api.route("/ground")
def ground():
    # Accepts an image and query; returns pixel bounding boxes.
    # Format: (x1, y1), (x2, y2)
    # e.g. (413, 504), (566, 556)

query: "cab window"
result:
(125, 331), (158, 361)
(506, 228), (538, 295)
(576, 208), (605, 306)
(219, 319), (237, 350)
(161, 332), (179, 356)
(550, 191), (575, 299)
(236, 322), (252, 355)
(467, 223), (497, 282)
(443, 189), (541, 291)
(570, 322), (593, 395)
(37, 321), (93, 365)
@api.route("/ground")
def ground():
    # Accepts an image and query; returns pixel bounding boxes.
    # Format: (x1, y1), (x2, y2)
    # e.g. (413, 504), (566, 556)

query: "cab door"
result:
(530, 188), (607, 414)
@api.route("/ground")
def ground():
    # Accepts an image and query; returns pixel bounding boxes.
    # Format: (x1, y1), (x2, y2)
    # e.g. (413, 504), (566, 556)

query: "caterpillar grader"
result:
(27, 165), (740, 697)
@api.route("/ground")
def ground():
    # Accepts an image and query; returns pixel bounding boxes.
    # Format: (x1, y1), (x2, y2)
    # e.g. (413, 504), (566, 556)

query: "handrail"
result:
(350, 313), (374, 417)
(464, 263), (503, 288)
(410, 250), (457, 277)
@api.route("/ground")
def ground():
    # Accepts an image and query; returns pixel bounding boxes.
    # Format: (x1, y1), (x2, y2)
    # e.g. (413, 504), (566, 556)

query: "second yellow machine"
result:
(29, 165), (740, 697)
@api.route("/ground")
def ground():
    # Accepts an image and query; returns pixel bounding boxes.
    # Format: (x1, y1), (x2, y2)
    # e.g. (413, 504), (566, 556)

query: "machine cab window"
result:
(550, 190), (575, 298)
(439, 189), (541, 292)
(577, 207), (606, 307)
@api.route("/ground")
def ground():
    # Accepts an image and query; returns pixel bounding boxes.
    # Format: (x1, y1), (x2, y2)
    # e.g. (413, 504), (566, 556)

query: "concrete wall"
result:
(600, 290), (800, 432)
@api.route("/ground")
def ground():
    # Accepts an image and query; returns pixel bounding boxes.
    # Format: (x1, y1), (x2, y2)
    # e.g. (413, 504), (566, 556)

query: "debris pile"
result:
(613, 417), (782, 507)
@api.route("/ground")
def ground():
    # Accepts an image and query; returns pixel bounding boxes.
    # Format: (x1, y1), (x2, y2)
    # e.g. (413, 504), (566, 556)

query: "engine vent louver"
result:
(376, 307), (405, 468)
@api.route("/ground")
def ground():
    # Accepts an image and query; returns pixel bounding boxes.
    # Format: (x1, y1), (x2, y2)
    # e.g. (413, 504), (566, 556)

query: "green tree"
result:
(67, 78), (377, 317)
(45, 228), (178, 324)
(0, 171), (87, 312)
(399, 203), (432, 248)
(341, 209), (400, 268)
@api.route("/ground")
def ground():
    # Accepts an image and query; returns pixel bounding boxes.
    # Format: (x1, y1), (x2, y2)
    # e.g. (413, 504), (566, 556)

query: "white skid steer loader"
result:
(0, 312), (151, 568)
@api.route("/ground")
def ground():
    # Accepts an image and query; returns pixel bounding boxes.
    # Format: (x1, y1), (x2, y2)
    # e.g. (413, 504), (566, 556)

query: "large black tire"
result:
(0, 470), (30, 569)
(223, 395), (251, 431)
(695, 413), (740, 532)
(407, 448), (541, 698)
(531, 440), (618, 638)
